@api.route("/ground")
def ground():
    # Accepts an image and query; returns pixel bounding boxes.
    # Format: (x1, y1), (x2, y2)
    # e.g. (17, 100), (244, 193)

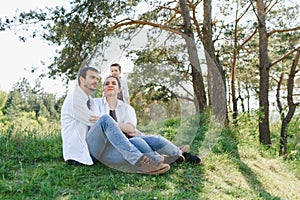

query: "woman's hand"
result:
(117, 122), (136, 134)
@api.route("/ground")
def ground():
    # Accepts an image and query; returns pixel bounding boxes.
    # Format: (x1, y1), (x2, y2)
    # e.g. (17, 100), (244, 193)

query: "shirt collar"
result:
(75, 85), (90, 101)
(103, 97), (124, 108)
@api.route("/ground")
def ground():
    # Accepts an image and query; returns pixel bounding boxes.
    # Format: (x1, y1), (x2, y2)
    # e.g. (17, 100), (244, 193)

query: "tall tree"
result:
(230, 2), (253, 121)
(179, 0), (207, 113)
(276, 50), (300, 158)
(256, 0), (271, 145)
(202, 0), (227, 123)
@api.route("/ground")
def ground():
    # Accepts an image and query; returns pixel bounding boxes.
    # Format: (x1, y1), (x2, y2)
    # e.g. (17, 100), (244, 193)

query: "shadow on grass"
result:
(212, 129), (281, 200)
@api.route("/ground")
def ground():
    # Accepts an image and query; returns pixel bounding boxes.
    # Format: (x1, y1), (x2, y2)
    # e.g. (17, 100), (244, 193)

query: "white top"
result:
(94, 97), (137, 126)
(120, 77), (129, 101)
(61, 85), (96, 165)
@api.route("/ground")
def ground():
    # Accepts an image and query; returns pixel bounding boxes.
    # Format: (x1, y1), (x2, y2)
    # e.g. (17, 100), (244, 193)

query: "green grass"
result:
(0, 119), (299, 200)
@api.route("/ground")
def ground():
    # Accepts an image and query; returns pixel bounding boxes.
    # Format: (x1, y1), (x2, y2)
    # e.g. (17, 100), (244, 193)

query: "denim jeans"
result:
(86, 114), (144, 171)
(129, 135), (180, 163)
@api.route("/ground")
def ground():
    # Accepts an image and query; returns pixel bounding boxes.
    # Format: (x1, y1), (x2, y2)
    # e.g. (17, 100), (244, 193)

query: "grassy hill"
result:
(0, 117), (299, 200)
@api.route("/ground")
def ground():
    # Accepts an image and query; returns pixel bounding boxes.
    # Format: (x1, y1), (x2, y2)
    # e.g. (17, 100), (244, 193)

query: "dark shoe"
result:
(164, 155), (185, 164)
(175, 155), (185, 164)
(136, 155), (170, 175)
(183, 152), (201, 165)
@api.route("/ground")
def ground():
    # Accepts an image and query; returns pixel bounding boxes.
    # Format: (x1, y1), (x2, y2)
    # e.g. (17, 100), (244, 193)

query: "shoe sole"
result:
(147, 164), (170, 175)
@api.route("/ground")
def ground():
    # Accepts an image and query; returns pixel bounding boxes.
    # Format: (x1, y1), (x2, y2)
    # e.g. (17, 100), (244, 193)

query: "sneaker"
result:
(163, 155), (185, 164)
(136, 155), (171, 175)
(174, 155), (185, 164)
(183, 152), (201, 165)
(179, 145), (190, 152)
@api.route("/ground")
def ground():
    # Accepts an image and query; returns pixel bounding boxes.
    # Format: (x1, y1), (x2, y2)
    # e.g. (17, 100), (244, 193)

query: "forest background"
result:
(0, 0), (299, 199)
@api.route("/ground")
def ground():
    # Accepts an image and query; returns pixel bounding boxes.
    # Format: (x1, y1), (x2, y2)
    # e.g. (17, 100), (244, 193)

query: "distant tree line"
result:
(0, 78), (64, 131)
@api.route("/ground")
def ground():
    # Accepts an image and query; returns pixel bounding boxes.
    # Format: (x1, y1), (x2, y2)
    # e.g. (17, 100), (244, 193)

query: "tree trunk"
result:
(231, 5), (239, 121)
(202, 0), (228, 124)
(257, 0), (271, 145)
(276, 73), (284, 120)
(238, 80), (245, 113)
(280, 50), (300, 158)
(246, 84), (250, 113)
(179, 0), (207, 113)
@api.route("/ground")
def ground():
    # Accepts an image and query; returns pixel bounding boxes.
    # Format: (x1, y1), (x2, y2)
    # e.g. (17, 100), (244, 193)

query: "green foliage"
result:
(128, 43), (194, 124)
(0, 91), (8, 128)
(4, 78), (62, 121)
(0, 90), (7, 114)
(285, 117), (300, 159)
(0, 78), (63, 133)
(0, 90), (7, 111)
(128, 44), (191, 101)
(131, 95), (181, 126)
(233, 111), (300, 162)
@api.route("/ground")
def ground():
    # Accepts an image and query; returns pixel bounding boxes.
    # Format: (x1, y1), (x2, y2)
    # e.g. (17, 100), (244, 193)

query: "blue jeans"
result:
(86, 115), (144, 171)
(129, 135), (180, 163)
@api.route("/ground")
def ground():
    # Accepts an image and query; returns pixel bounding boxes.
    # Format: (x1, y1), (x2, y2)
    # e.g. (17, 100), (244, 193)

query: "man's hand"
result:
(125, 131), (140, 137)
(89, 115), (99, 123)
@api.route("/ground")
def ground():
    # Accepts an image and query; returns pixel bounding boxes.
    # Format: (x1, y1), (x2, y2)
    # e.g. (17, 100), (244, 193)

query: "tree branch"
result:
(270, 47), (300, 67)
(110, 20), (185, 38)
(268, 25), (300, 37)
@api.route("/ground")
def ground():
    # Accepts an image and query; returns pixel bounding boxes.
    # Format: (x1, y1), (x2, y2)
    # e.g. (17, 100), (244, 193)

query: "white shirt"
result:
(94, 97), (137, 126)
(61, 85), (95, 165)
(120, 77), (129, 102)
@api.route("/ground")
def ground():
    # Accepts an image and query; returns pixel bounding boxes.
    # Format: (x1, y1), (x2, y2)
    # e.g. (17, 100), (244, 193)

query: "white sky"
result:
(0, 1), (142, 97)
(0, 1), (70, 97)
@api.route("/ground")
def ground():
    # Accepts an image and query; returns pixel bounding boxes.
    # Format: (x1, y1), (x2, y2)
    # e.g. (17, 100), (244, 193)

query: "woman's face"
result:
(103, 76), (120, 97)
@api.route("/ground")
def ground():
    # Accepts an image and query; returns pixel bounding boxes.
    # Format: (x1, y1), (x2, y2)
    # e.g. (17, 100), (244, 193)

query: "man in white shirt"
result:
(61, 67), (170, 175)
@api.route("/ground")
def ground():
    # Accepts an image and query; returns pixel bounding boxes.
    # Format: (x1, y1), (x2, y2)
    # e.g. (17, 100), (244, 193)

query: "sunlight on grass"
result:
(0, 115), (299, 199)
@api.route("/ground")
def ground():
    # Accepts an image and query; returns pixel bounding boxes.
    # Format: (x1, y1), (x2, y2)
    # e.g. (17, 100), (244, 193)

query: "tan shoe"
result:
(136, 155), (170, 175)
(179, 145), (190, 152)
(146, 164), (170, 175)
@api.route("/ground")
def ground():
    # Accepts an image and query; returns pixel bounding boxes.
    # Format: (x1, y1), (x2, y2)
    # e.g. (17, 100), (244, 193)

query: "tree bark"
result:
(238, 80), (245, 113)
(276, 73), (284, 120)
(179, 0), (207, 113)
(257, 0), (271, 145)
(231, 3), (239, 122)
(202, 0), (228, 124)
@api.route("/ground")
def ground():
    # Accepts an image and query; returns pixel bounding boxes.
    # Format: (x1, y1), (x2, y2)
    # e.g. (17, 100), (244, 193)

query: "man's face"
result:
(111, 66), (121, 77)
(80, 70), (99, 94)
(103, 77), (120, 97)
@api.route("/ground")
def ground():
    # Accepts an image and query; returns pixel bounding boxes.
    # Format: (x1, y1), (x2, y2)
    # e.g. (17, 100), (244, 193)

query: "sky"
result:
(0, 0), (71, 97)
(0, 1), (147, 97)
